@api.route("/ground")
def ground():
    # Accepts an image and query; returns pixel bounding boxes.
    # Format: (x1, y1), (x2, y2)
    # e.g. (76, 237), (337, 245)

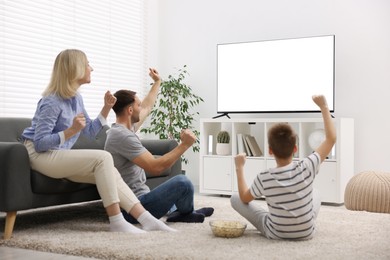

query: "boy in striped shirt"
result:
(231, 95), (336, 240)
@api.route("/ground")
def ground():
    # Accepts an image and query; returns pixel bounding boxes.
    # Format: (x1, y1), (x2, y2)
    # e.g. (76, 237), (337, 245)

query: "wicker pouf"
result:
(344, 171), (390, 213)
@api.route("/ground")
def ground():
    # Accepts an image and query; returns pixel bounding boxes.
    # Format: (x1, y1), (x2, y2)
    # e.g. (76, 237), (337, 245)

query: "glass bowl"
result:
(209, 220), (247, 238)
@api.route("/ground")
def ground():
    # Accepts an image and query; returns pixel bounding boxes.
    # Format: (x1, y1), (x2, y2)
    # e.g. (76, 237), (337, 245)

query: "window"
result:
(0, 0), (148, 124)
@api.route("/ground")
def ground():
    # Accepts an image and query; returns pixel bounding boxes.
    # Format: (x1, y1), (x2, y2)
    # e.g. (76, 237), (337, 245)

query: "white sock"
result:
(109, 213), (146, 234)
(137, 211), (177, 232)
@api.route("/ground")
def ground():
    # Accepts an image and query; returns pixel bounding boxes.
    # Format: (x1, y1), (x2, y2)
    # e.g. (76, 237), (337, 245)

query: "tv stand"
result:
(212, 113), (231, 119)
(199, 117), (354, 204)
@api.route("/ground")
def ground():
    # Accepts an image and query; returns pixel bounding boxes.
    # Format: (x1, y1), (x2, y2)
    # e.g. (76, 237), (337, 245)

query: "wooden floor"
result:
(0, 247), (95, 260)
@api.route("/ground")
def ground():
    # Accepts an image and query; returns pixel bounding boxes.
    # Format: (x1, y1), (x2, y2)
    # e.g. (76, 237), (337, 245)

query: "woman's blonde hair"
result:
(42, 49), (88, 99)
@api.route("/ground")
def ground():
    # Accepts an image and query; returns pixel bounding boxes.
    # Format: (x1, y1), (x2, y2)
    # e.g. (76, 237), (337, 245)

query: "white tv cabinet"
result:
(199, 117), (354, 204)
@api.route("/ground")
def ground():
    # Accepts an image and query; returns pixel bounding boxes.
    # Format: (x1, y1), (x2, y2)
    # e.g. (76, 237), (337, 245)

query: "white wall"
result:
(147, 0), (390, 186)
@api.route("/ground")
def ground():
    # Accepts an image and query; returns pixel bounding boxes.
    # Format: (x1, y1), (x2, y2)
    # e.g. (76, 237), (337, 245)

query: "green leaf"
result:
(140, 65), (204, 164)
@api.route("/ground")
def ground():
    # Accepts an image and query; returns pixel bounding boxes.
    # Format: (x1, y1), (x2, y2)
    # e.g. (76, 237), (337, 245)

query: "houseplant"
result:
(216, 130), (231, 155)
(140, 65), (204, 164)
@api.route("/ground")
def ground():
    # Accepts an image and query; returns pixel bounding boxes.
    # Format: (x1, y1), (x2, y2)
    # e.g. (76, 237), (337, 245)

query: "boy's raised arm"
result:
(234, 153), (254, 203)
(312, 95), (337, 162)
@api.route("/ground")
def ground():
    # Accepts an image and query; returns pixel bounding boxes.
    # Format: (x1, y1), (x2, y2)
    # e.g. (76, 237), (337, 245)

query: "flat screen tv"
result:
(217, 35), (335, 116)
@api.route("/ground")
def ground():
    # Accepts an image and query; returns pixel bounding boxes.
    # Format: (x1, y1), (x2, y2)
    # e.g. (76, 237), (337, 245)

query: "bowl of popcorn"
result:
(209, 220), (247, 238)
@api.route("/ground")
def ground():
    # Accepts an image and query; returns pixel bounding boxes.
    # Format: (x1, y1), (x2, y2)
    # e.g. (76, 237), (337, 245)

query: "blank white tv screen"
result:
(217, 35), (335, 113)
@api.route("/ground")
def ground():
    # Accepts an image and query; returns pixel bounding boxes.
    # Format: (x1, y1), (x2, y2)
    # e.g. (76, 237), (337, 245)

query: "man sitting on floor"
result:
(104, 68), (214, 223)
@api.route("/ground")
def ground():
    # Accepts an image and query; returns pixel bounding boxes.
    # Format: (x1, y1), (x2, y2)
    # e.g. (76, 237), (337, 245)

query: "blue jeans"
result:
(122, 174), (194, 224)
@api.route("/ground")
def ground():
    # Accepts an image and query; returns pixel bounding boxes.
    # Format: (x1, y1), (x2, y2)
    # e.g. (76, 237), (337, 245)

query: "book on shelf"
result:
(236, 133), (246, 154)
(245, 135), (263, 157)
(294, 135), (299, 158)
(242, 134), (253, 156)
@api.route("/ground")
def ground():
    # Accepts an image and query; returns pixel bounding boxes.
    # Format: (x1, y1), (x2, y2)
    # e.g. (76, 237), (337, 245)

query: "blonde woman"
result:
(22, 49), (175, 233)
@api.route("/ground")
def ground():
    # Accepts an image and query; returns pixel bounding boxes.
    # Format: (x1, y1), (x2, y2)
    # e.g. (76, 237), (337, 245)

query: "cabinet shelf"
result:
(199, 117), (354, 204)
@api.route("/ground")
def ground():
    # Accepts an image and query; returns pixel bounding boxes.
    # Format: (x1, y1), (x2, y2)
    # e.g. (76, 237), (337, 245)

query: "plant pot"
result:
(216, 143), (231, 155)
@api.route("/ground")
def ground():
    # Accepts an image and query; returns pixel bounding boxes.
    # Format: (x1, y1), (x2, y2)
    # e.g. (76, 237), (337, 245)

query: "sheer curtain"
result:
(0, 0), (148, 124)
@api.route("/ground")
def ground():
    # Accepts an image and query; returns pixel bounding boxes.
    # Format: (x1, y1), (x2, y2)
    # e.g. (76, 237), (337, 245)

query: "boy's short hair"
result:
(268, 123), (297, 159)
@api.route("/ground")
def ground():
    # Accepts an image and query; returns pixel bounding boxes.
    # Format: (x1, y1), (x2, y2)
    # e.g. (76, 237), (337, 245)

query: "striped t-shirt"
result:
(250, 152), (321, 240)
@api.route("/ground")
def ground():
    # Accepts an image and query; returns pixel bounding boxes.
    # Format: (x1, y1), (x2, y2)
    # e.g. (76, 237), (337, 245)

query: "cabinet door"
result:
(233, 158), (266, 192)
(313, 162), (339, 203)
(203, 157), (232, 192)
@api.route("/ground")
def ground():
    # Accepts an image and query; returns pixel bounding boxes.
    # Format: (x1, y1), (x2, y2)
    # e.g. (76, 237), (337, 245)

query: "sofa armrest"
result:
(141, 139), (182, 179)
(0, 142), (33, 211)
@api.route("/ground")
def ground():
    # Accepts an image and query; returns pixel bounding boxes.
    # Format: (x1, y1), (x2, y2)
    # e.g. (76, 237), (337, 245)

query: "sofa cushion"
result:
(31, 170), (96, 194)
(0, 117), (31, 142)
(72, 125), (110, 150)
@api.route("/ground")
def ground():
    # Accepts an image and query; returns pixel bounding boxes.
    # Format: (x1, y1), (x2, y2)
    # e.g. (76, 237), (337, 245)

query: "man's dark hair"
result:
(112, 90), (137, 115)
(267, 123), (297, 159)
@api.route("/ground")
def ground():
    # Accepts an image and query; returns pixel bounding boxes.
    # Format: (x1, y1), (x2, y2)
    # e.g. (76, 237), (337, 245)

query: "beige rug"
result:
(1, 195), (389, 260)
